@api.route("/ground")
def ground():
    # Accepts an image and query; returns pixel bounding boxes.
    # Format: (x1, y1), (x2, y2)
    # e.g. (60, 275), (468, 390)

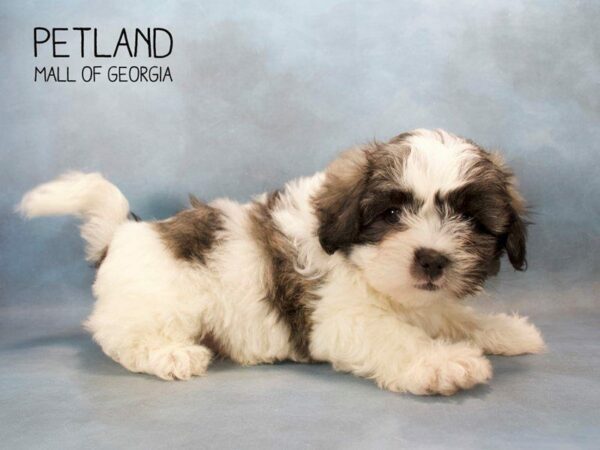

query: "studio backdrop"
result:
(1, 1), (598, 449)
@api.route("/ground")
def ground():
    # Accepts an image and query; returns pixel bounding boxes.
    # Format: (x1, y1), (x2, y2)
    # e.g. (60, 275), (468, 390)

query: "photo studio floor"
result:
(1, 274), (598, 449)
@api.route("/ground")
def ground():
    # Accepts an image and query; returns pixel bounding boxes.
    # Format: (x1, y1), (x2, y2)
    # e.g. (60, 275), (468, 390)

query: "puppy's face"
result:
(315, 129), (527, 304)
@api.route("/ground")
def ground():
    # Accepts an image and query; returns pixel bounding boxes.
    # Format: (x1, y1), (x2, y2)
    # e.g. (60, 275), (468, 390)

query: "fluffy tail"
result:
(18, 172), (131, 263)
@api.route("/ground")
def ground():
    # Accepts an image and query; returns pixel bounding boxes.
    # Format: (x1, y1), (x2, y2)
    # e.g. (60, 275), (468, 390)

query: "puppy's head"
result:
(314, 129), (527, 303)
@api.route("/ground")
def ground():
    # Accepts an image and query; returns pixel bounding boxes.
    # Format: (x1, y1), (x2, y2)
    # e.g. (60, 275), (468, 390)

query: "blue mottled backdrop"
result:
(1, 1), (598, 449)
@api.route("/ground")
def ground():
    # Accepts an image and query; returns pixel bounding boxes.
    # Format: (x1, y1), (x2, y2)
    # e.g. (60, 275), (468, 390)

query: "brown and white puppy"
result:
(19, 128), (545, 395)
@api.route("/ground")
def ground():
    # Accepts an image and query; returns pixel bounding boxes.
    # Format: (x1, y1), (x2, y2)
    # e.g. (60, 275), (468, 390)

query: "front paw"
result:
(382, 343), (492, 396)
(480, 314), (546, 356)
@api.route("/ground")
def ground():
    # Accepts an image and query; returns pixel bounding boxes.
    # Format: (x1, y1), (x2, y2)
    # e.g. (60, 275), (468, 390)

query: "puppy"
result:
(19, 129), (545, 395)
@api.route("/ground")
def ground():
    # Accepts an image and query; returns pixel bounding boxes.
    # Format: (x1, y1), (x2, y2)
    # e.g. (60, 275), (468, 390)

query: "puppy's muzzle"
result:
(413, 248), (449, 281)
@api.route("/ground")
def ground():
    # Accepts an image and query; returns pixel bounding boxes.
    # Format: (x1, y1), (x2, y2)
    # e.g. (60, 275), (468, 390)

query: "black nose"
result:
(414, 248), (449, 281)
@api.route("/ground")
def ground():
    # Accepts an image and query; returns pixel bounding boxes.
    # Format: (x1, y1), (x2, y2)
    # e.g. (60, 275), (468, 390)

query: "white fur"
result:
(394, 129), (479, 198)
(18, 172), (129, 262)
(19, 130), (545, 393)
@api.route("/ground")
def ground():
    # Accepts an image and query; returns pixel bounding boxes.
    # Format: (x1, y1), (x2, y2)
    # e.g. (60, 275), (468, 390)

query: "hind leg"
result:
(85, 310), (213, 380)
(85, 221), (219, 380)
(142, 342), (213, 380)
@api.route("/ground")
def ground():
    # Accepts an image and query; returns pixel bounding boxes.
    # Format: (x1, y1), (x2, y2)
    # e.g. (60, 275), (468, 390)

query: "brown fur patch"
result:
(313, 139), (413, 254)
(313, 147), (371, 254)
(450, 146), (528, 271)
(155, 199), (224, 264)
(248, 191), (321, 360)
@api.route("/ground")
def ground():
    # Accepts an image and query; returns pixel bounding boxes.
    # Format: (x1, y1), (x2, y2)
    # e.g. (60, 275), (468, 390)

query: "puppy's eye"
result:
(383, 208), (400, 224)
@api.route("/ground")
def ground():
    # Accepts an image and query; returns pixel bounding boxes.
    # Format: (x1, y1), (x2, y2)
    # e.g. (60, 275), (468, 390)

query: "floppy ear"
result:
(489, 153), (528, 271)
(505, 208), (528, 270)
(314, 148), (369, 254)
